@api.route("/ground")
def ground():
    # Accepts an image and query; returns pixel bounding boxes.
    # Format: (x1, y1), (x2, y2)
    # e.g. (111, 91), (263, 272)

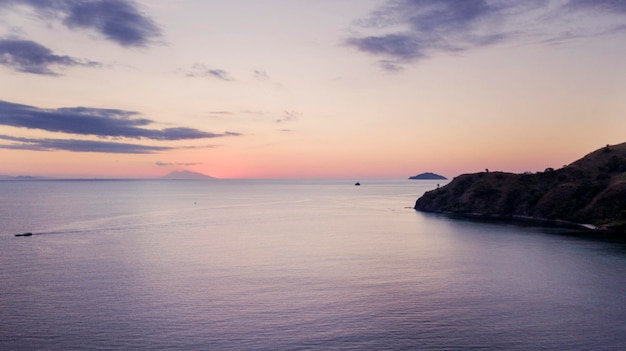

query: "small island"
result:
(409, 172), (447, 180)
(414, 142), (626, 233)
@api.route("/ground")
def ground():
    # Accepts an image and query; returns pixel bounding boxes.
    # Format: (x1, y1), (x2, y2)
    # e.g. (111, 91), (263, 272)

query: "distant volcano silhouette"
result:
(159, 170), (215, 179)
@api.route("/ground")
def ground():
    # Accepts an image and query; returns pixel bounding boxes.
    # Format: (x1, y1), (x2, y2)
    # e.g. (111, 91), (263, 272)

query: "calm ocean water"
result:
(1, 179), (625, 350)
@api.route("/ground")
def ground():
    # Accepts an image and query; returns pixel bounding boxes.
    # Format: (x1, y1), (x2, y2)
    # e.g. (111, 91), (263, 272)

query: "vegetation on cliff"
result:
(414, 142), (626, 232)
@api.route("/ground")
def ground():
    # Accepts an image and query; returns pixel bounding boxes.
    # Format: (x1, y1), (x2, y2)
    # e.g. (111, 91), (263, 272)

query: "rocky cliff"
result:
(414, 143), (626, 232)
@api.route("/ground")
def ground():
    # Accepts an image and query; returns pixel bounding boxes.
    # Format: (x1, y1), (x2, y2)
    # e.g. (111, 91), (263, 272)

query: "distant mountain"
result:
(415, 142), (626, 232)
(159, 170), (215, 180)
(409, 172), (447, 180)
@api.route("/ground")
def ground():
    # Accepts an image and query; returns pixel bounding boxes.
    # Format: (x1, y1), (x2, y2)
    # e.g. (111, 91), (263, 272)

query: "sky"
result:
(0, 0), (625, 179)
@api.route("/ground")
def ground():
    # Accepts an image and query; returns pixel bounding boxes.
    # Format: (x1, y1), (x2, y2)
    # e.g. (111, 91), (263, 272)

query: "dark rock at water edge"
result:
(409, 172), (447, 180)
(414, 143), (626, 233)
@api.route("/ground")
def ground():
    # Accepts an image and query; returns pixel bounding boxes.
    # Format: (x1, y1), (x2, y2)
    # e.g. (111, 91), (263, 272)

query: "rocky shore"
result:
(415, 143), (626, 233)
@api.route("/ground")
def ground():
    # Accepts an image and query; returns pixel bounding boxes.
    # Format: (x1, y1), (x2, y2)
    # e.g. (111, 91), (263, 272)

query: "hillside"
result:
(414, 143), (626, 232)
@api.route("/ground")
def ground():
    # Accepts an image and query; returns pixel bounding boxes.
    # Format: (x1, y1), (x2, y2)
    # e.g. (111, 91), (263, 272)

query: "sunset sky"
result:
(1, 0), (625, 179)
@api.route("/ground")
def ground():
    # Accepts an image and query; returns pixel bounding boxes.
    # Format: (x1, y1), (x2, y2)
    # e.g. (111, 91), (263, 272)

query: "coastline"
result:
(416, 209), (626, 241)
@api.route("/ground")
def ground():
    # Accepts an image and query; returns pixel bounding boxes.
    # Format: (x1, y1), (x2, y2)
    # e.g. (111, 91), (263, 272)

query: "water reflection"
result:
(1, 180), (625, 350)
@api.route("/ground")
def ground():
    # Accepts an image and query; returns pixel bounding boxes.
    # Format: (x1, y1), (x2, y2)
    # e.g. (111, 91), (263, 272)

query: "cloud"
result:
(241, 110), (265, 117)
(184, 63), (233, 81)
(253, 69), (269, 80)
(205, 110), (267, 122)
(0, 134), (170, 153)
(156, 161), (203, 166)
(0, 0), (161, 47)
(0, 39), (101, 75)
(378, 60), (404, 72)
(567, 0), (626, 13)
(346, 33), (429, 62)
(347, 0), (626, 70)
(276, 110), (301, 124)
(345, 0), (522, 70)
(0, 100), (242, 140)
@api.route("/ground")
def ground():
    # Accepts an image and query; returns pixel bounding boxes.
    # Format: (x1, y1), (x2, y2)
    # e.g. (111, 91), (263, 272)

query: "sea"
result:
(1, 179), (625, 350)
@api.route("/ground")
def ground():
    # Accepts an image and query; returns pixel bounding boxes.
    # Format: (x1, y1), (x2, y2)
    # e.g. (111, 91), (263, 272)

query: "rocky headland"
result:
(414, 143), (626, 233)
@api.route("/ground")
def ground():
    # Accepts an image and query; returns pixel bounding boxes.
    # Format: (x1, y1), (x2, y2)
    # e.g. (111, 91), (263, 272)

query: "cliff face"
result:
(414, 143), (626, 231)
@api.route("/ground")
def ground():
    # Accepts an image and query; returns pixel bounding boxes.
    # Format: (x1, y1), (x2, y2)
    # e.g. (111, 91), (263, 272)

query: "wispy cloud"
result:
(276, 110), (301, 124)
(347, 0), (626, 71)
(0, 100), (242, 140)
(0, 134), (170, 153)
(155, 161), (203, 166)
(0, 39), (101, 75)
(184, 63), (233, 81)
(242, 110), (265, 117)
(0, 0), (162, 47)
(253, 69), (269, 81)
(205, 110), (266, 122)
(567, 0), (626, 13)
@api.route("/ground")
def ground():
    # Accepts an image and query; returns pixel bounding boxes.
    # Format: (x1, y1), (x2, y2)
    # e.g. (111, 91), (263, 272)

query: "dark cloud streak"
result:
(347, 0), (626, 71)
(0, 0), (161, 47)
(184, 63), (234, 81)
(156, 161), (203, 166)
(0, 134), (170, 153)
(346, 34), (428, 61)
(0, 39), (101, 75)
(0, 100), (242, 140)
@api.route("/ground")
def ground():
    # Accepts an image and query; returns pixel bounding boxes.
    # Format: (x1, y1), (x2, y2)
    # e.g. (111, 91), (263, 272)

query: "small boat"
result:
(15, 232), (33, 237)
(354, 182), (360, 186)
